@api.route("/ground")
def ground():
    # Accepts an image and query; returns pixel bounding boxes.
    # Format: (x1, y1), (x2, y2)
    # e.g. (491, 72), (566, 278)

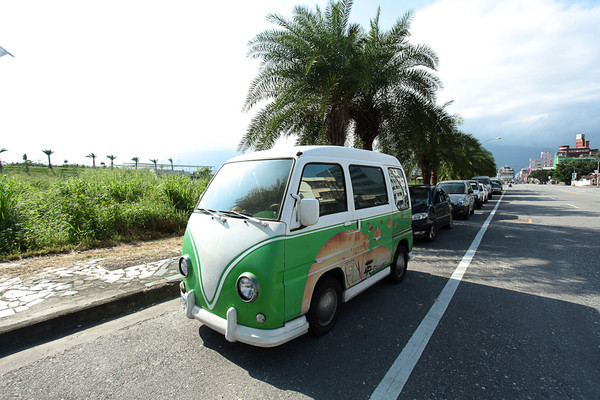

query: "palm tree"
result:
(150, 159), (158, 170)
(240, 0), (363, 150)
(240, 1), (440, 152)
(437, 132), (496, 180)
(86, 153), (97, 168)
(42, 149), (54, 169)
(131, 156), (140, 170)
(168, 158), (174, 170)
(350, 9), (440, 150)
(23, 153), (29, 172)
(0, 148), (6, 171)
(106, 155), (117, 168)
(378, 96), (459, 185)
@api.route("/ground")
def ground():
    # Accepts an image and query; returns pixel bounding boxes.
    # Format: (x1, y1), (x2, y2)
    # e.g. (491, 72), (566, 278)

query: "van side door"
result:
(348, 164), (394, 284)
(284, 162), (355, 319)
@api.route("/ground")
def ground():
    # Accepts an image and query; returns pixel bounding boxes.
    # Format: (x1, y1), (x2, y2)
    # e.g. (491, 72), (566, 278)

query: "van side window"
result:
(299, 163), (347, 216)
(350, 165), (388, 209)
(388, 168), (409, 210)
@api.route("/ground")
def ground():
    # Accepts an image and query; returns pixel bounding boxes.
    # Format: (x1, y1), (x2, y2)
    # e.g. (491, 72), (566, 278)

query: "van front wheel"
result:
(390, 245), (408, 283)
(307, 276), (342, 336)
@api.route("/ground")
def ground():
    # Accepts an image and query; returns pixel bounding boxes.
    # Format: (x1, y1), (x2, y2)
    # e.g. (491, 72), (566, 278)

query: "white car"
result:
(468, 180), (484, 209)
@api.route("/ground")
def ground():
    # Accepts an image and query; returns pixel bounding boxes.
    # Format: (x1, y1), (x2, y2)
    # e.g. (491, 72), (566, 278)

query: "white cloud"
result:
(1, 0), (599, 170)
(411, 0), (600, 149)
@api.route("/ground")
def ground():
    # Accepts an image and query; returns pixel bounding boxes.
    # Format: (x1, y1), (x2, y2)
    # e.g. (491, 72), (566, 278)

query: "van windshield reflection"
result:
(197, 159), (293, 221)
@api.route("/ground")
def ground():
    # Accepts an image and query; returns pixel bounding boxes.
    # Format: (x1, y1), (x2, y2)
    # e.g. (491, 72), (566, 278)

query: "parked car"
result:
(490, 179), (503, 195)
(472, 176), (492, 200)
(478, 183), (488, 204)
(467, 180), (484, 209)
(438, 180), (475, 219)
(409, 185), (453, 242)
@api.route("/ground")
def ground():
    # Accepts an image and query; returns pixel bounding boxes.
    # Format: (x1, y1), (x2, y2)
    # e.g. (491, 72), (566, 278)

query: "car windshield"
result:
(439, 183), (466, 194)
(409, 187), (430, 204)
(473, 177), (491, 185)
(197, 158), (293, 220)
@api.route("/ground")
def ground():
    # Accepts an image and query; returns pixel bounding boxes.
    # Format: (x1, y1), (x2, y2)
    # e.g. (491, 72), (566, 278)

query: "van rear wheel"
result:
(307, 276), (342, 336)
(390, 245), (408, 283)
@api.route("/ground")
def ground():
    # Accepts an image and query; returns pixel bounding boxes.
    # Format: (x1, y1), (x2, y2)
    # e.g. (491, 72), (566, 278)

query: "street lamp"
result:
(565, 164), (577, 185)
(481, 136), (502, 145)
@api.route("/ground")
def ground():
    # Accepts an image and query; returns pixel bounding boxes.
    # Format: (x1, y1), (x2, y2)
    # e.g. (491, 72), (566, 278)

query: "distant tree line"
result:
(530, 159), (599, 184)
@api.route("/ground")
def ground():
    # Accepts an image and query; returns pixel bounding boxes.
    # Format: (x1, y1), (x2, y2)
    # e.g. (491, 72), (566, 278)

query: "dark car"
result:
(409, 185), (453, 242)
(438, 180), (475, 219)
(491, 179), (503, 195)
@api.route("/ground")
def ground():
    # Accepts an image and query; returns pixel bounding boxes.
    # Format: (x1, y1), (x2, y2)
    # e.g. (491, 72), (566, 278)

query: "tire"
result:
(445, 214), (453, 229)
(307, 275), (342, 336)
(463, 210), (470, 220)
(470, 204), (475, 215)
(390, 245), (408, 283)
(426, 224), (437, 242)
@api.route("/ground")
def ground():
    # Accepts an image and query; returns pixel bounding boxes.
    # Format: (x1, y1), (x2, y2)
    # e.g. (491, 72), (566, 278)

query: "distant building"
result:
(497, 166), (514, 181)
(554, 133), (598, 168)
(528, 150), (554, 172)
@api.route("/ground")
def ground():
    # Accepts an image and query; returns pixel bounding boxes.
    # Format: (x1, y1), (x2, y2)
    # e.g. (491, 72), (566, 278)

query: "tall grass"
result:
(0, 167), (210, 259)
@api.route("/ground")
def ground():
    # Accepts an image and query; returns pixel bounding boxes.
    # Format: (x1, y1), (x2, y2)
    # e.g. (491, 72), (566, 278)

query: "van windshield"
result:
(198, 159), (293, 221)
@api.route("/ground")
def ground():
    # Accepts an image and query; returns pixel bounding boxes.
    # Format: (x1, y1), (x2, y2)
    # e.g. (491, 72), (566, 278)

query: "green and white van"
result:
(179, 146), (413, 347)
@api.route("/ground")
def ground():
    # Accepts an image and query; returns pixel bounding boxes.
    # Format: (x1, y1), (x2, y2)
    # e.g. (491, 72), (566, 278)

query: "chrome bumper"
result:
(180, 289), (308, 348)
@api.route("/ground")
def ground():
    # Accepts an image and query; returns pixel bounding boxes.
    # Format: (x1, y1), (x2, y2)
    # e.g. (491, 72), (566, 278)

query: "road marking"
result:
(559, 189), (583, 195)
(370, 195), (504, 400)
(566, 203), (580, 209)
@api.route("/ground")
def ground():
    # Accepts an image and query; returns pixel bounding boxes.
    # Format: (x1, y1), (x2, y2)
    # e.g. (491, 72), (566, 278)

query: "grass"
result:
(0, 165), (211, 260)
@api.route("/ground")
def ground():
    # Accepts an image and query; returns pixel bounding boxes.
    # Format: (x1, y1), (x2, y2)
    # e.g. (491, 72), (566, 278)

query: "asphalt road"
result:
(1, 185), (599, 399)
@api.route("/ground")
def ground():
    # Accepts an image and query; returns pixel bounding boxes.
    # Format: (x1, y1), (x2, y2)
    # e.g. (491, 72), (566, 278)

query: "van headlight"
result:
(179, 255), (191, 277)
(237, 273), (259, 302)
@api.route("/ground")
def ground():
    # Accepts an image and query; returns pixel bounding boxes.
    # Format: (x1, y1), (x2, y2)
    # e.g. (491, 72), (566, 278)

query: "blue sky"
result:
(1, 0), (599, 171)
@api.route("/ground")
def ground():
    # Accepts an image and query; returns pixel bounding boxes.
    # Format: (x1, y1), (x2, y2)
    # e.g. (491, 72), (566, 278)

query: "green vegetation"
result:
(553, 159), (598, 184)
(241, 0), (496, 183)
(529, 169), (552, 183)
(0, 166), (211, 260)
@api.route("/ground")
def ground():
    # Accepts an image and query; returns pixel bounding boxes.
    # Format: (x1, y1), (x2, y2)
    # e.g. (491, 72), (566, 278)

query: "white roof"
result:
(228, 146), (401, 166)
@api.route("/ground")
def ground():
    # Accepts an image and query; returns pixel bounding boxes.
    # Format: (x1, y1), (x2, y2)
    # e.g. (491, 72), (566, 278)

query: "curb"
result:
(0, 280), (179, 356)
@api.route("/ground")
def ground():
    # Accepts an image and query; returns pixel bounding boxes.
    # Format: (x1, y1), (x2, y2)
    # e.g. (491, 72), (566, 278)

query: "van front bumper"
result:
(180, 288), (308, 348)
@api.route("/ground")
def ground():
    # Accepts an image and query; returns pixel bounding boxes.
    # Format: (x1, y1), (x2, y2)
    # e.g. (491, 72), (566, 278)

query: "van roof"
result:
(228, 145), (401, 165)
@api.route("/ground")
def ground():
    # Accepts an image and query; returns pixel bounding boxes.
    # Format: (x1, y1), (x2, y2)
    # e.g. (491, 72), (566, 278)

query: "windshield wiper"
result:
(219, 210), (268, 227)
(196, 207), (227, 223)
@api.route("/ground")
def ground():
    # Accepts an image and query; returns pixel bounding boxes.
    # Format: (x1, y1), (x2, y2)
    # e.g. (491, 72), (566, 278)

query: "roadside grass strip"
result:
(370, 194), (504, 399)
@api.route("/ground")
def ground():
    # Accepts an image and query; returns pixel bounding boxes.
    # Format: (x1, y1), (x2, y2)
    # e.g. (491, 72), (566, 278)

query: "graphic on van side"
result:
(301, 216), (394, 313)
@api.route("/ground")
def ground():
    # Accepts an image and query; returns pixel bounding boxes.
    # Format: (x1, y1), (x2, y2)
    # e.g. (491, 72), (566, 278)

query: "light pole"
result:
(481, 136), (502, 145)
(565, 164), (576, 186)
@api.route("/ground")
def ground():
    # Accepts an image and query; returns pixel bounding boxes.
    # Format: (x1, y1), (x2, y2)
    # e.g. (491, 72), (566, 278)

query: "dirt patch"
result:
(0, 236), (184, 280)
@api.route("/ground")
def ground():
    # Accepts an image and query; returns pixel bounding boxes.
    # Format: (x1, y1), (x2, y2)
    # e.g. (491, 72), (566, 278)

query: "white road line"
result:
(370, 195), (504, 400)
(566, 203), (580, 209)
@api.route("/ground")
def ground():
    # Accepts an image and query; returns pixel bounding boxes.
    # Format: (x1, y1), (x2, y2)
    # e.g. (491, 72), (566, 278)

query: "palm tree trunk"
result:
(325, 103), (348, 146)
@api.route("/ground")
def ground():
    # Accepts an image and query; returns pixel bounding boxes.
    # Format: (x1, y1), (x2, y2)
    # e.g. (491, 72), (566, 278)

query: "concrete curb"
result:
(0, 280), (179, 355)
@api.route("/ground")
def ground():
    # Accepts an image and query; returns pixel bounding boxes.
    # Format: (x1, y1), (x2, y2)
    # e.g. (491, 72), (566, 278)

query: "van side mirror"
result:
(299, 198), (319, 226)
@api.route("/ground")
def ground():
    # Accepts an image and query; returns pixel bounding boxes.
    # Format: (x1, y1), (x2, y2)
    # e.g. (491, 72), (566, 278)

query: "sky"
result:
(1, 0), (599, 172)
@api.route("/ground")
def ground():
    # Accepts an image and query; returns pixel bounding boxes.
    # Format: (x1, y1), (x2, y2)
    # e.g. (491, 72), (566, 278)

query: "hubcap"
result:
(317, 289), (337, 326)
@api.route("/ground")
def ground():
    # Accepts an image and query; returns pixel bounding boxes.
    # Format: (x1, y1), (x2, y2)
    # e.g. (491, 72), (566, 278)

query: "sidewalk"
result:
(0, 255), (182, 354)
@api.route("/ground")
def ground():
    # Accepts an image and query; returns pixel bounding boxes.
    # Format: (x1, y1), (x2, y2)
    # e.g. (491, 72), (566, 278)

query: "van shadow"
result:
(196, 270), (600, 399)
